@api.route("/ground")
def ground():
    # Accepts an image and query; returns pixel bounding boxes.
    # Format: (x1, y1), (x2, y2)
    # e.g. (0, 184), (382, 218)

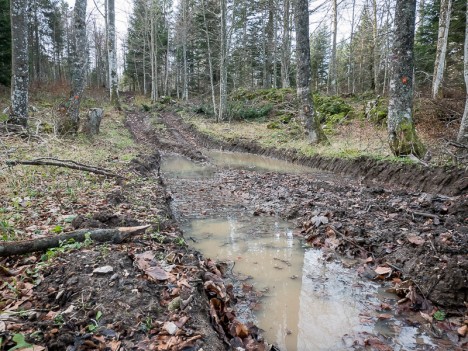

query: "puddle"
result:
(161, 151), (320, 179)
(207, 150), (319, 174)
(160, 155), (214, 178)
(183, 216), (438, 351)
(162, 152), (443, 350)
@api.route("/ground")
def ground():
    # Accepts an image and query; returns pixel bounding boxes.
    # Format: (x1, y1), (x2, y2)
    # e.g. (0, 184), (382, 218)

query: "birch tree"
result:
(64, 0), (87, 134)
(201, 0), (217, 116)
(432, 0), (452, 98)
(9, 0), (29, 127)
(328, 0), (337, 95)
(218, 0), (227, 121)
(387, 0), (425, 157)
(372, 0), (379, 94)
(457, 2), (468, 144)
(295, 0), (328, 144)
(107, 0), (120, 108)
(281, 0), (291, 88)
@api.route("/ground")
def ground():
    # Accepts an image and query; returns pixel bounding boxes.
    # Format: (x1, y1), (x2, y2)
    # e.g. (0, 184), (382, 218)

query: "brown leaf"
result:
(407, 234), (425, 246)
(235, 321), (249, 338)
(146, 266), (169, 281)
(458, 325), (467, 337)
(374, 266), (392, 275)
(377, 313), (392, 320)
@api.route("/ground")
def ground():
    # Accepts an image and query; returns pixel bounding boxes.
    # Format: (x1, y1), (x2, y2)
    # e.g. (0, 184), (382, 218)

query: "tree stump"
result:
(84, 108), (104, 135)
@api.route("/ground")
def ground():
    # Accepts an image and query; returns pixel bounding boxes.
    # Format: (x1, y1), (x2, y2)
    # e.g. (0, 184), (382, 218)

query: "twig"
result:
(330, 226), (372, 255)
(5, 158), (125, 179)
(410, 211), (440, 220)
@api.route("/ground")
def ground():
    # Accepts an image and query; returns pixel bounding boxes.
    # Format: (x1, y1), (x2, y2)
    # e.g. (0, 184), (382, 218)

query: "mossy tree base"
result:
(389, 120), (426, 157)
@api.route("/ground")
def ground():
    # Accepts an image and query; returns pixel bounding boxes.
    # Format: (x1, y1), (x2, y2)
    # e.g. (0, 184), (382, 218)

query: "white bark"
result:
(66, 0), (88, 133)
(372, 0), (379, 94)
(182, 0), (188, 101)
(107, 0), (120, 107)
(10, 0), (29, 127)
(201, 0), (217, 116)
(457, 2), (468, 144)
(329, 0), (338, 95)
(432, 0), (452, 99)
(219, 0), (228, 122)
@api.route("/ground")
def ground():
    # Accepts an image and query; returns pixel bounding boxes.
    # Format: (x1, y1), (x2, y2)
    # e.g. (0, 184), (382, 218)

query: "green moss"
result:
(389, 120), (426, 157)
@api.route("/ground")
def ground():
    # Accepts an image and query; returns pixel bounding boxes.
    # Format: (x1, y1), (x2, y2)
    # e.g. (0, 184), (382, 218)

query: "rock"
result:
(164, 321), (178, 335)
(93, 266), (114, 274)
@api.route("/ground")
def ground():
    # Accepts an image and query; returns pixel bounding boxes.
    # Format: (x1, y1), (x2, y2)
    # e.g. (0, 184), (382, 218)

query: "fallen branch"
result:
(0, 225), (150, 257)
(5, 158), (125, 179)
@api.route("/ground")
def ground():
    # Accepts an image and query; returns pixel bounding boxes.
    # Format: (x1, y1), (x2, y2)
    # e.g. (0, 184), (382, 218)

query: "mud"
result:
(155, 112), (467, 311)
(168, 113), (467, 196)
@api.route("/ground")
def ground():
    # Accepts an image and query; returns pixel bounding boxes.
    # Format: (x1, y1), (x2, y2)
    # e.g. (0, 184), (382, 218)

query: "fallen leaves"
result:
(134, 251), (171, 281)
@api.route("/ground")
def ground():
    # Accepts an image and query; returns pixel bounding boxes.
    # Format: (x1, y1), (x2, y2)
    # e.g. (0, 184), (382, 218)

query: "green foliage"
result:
(310, 25), (330, 91)
(8, 334), (32, 351)
(227, 101), (273, 121)
(41, 233), (93, 261)
(313, 95), (352, 126)
(87, 310), (102, 332)
(433, 310), (446, 321)
(0, 220), (16, 241)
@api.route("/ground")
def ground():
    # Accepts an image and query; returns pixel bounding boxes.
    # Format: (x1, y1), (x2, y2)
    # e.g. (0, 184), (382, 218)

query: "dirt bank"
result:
(169, 113), (467, 196)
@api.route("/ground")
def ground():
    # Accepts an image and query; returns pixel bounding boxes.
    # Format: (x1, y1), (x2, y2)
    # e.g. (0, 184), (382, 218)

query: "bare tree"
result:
(65, 0), (88, 134)
(9, 0), (29, 127)
(372, 0), (379, 94)
(457, 1), (468, 144)
(432, 0), (452, 99)
(107, 0), (120, 108)
(182, 0), (188, 101)
(328, 0), (338, 95)
(281, 0), (291, 88)
(387, 0), (425, 157)
(295, 0), (328, 144)
(219, 0), (227, 121)
(201, 0), (217, 116)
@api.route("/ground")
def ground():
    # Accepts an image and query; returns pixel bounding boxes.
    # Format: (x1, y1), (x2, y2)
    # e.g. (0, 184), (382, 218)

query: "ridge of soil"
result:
(171, 113), (467, 196)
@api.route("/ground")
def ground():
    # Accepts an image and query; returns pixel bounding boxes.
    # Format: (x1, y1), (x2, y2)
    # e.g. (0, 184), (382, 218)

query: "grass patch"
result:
(0, 93), (144, 242)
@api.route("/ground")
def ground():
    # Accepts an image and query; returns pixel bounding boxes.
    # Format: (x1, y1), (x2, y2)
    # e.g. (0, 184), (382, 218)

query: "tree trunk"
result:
(457, 2), (468, 144)
(281, 0), (291, 88)
(387, 0), (425, 157)
(9, 0), (29, 127)
(107, 0), (120, 108)
(432, 0), (452, 99)
(372, 0), (379, 94)
(329, 0), (338, 95)
(348, 0), (356, 94)
(64, 0), (87, 134)
(294, 0), (328, 144)
(201, 0), (217, 116)
(182, 0), (188, 101)
(218, 0), (227, 122)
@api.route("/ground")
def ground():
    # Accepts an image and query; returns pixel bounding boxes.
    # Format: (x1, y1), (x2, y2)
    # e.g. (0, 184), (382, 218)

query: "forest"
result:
(1, 0), (468, 350)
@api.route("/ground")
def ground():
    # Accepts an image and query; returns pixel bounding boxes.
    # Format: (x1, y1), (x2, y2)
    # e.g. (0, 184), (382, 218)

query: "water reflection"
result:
(184, 216), (437, 351)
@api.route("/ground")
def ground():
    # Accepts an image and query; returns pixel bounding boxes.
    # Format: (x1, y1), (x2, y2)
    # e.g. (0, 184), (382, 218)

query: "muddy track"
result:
(156, 111), (468, 311)
(161, 112), (467, 196)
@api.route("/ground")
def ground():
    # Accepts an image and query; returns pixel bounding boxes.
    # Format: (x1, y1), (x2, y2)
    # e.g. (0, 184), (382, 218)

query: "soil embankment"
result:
(174, 113), (467, 196)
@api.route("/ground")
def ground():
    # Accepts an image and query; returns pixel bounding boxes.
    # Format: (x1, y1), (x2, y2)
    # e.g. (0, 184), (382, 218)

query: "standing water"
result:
(162, 152), (439, 351)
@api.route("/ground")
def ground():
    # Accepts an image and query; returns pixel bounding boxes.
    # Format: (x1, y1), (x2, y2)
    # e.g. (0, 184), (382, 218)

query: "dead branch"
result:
(5, 158), (125, 179)
(0, 225), (150, 257)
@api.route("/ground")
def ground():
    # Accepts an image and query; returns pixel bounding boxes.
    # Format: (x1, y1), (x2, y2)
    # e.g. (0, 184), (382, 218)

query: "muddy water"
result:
(162, 152), (438, 351)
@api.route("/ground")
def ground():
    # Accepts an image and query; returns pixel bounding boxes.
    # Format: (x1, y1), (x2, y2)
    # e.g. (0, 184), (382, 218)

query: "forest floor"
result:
(0, 91), (467, 350)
